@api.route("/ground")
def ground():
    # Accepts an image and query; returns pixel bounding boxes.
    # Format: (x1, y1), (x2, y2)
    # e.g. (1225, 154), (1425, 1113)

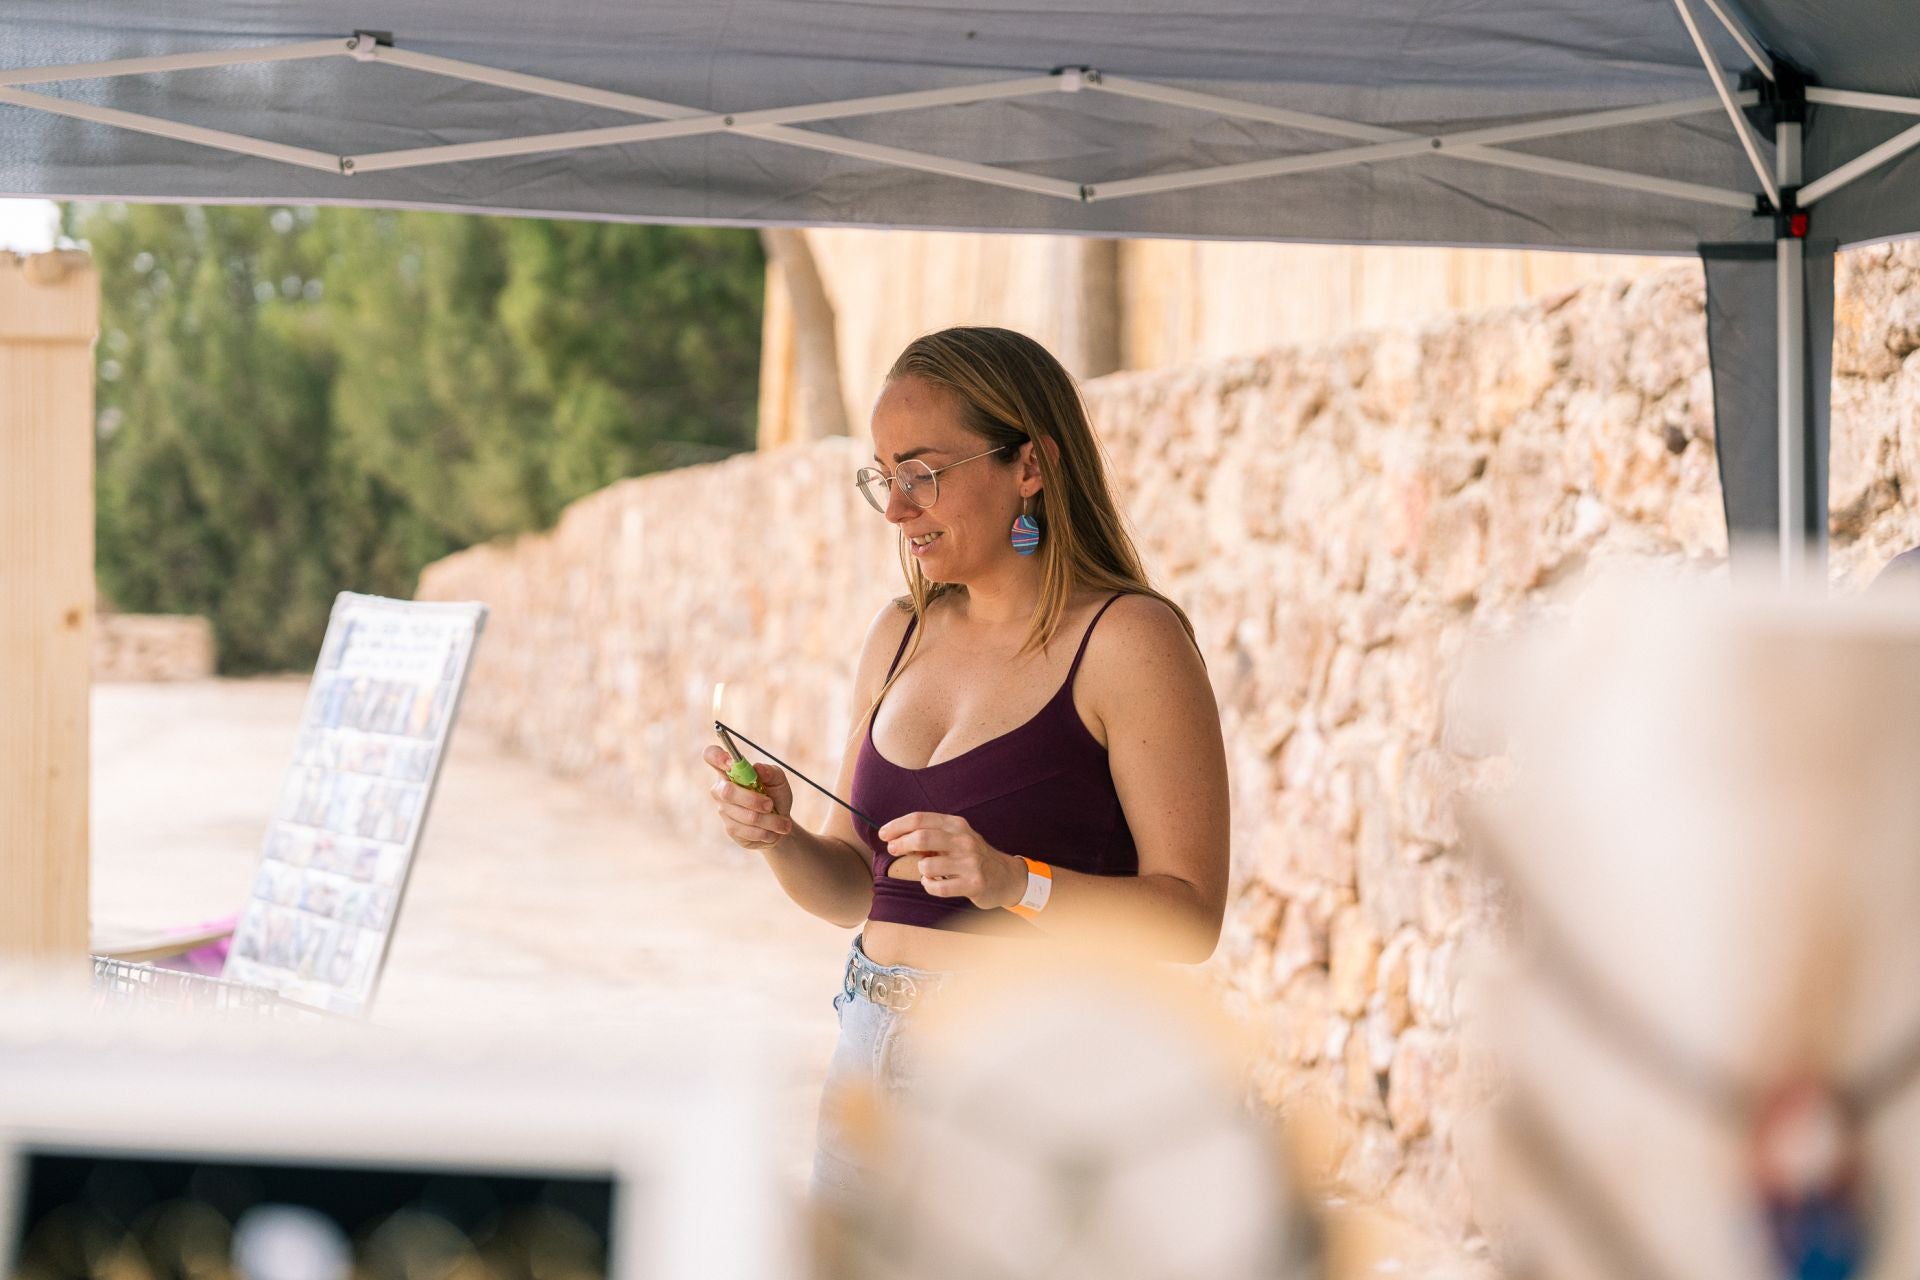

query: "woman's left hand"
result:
(878, 812), (1026, 910)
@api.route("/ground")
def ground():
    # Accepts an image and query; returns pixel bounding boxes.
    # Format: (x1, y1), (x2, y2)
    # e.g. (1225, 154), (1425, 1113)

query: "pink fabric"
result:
(153, 915), (238, 976)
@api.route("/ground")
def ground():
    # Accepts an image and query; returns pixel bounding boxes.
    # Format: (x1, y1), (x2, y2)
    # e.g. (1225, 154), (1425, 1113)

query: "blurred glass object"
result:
(10, 1153), (611, 1280)
(230, 1206), (349, 1280)
(812, 953), (1326, 1280)
(1461, 565), (1920, 1280)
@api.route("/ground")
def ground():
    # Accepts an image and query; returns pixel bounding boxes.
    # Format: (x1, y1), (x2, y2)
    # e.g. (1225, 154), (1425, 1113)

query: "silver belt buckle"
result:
(851, 963), (919, 1011)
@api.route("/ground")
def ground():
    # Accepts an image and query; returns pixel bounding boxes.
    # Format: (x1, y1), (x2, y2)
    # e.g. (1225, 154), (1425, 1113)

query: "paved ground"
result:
(87, 679), (1500, 1277)
(90, 677), (853, 1186)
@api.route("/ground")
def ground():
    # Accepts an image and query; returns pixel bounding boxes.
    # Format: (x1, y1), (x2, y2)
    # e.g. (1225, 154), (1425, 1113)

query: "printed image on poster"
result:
(224, 593), (486, 1016)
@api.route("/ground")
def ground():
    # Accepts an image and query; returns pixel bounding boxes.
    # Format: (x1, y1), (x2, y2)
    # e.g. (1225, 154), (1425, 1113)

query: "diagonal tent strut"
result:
(1087, 78), (1756, 207)
(0, 35), (1764, 209)
(0, 39), (347, 87)
(1695, 0), (1775, 82)
(1799, 87), (1920, 206)
(1670, 0), (1780, 206)
(0, 33), (1919, 217)
(348, 44), (1079, 199)
(343, 43), (1763, 208)
(0, 85), (343, 171)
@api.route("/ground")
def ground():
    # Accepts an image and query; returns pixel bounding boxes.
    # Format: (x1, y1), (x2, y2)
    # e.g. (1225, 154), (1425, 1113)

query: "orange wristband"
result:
(1007, 857), (1053, 920)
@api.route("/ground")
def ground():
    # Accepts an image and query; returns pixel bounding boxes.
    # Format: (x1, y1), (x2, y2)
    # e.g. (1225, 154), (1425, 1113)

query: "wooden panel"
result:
(768, 233), (1681, 443)
(0, 250), (96, 963)
(1120, 240), (1673, 370)
(804, 228), (1079, 431)
(790, 230), (1668, 394)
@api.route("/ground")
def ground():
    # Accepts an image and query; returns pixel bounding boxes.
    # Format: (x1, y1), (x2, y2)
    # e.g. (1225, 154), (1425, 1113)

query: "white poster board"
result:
(224, 593), (487, 1015)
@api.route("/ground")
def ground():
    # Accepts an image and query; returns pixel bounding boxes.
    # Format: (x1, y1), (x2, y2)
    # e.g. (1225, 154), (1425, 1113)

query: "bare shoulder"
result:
(852, 597), (918, 701)
(1084, 593), (1199, 667)
(867, 594), (917, 637)
(1076, 593), (1213, 737)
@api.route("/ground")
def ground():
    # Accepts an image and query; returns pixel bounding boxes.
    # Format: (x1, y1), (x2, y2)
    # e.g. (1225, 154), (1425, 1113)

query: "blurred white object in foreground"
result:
(819, 954), (1325, 1280)
(1463, 567), (1920, 1280)
(0, 985), (792, 1280)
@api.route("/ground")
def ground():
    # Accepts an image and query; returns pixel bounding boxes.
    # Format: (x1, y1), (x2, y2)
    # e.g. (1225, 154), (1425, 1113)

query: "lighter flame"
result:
(711, 681), (726, 721)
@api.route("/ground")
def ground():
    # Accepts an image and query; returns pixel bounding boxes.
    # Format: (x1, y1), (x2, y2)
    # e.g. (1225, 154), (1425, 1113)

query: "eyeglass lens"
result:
(856, 459), (937, 511)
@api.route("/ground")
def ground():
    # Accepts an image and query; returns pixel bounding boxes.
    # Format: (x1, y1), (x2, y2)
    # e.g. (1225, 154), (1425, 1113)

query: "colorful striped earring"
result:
(1011, 497), (1041, 556)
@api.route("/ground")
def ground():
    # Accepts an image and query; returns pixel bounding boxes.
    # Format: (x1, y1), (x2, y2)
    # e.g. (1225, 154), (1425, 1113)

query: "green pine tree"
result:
(74, 202), (764, 672)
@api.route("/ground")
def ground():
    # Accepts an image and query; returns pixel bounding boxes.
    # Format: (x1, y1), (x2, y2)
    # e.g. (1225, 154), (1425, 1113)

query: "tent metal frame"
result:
(5, 12), (1919, 572)
(5, 32), (1916, 214)
(1669, 0), (1811, 577)
(1672, 0), (1780, 205)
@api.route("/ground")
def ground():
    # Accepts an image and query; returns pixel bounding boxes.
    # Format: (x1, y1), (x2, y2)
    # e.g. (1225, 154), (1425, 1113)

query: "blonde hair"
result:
(867, 326), (1196, 724)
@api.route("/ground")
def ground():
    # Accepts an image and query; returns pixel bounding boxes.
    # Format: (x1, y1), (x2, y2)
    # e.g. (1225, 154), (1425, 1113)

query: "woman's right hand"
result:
(703, 746), (796, 850)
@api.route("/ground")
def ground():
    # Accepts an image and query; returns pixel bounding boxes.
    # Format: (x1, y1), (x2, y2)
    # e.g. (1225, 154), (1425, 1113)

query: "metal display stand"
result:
(90, 955), (318, 1021)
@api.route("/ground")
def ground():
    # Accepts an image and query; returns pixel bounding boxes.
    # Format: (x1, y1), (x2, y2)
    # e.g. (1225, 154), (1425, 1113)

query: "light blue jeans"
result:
(811, 935), (950, 1207)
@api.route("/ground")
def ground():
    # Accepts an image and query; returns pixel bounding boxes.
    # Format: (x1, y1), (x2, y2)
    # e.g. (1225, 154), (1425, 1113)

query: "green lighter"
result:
(714, 721), (765, 794)
(711, 682), (764, 794)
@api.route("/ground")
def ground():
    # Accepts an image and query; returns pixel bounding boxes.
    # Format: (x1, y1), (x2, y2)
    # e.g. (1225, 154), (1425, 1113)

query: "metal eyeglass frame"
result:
(854, 446), (1008, 512)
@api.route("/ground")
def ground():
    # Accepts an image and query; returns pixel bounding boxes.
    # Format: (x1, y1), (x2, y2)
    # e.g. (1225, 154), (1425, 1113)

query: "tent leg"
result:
(1775, 119), (1812, 585)
(1776, 234), (1805, 581)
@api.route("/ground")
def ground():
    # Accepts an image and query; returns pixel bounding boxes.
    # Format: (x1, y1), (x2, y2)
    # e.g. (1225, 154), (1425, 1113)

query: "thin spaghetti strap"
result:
(1065, 594), (1127, 681)
(884, 612), (919, 680)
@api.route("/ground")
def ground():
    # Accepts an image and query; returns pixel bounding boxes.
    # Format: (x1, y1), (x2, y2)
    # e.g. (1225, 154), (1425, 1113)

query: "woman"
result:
(701, 326), (1230, 1200)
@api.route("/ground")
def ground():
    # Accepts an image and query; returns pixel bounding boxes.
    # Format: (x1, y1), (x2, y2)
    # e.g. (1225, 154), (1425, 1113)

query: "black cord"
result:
(714, 719), (881, 831)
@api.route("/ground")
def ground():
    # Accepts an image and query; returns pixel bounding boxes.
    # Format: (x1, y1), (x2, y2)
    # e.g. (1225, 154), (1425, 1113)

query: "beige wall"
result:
(785, 228), (1665, 434)
(803, 229), (1100, 431)
(1118, 239), (1669, 371)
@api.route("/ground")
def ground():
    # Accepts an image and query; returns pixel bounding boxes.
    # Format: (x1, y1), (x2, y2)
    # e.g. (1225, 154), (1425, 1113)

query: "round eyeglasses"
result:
(855, 446), (1006, 513)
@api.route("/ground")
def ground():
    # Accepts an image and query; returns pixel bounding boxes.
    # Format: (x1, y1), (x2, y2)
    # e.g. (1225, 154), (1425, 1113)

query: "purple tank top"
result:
(853, 594), (1138, 933)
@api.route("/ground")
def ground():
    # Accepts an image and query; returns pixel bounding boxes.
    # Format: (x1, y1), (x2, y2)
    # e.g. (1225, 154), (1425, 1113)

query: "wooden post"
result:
(1050, 237), (1122, 381)
(756, 257), (797, 450)
(0, 250), (97, 963)
(757, 229), (851, 446)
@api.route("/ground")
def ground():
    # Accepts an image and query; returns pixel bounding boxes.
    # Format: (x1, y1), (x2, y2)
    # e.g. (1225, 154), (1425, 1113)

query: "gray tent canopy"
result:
(5, 0), (1919, 574)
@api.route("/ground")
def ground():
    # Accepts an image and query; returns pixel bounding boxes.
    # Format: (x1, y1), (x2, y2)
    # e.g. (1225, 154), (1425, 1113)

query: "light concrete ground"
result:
(88, 680), (1495, 1276)
(90, 677), (854, 1184)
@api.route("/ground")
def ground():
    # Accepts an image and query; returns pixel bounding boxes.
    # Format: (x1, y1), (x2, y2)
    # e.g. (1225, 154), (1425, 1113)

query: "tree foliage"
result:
(76, 203), (763, 672)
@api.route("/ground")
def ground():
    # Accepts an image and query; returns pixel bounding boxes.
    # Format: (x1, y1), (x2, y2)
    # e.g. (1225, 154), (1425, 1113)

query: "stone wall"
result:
(417, 444), (899, 838)
(93, 614), (216, 682)
(417, 242), (1920, 1241)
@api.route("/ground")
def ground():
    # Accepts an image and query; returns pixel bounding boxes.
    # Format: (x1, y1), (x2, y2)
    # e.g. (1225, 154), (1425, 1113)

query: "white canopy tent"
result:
(4, 0), (1920, 564)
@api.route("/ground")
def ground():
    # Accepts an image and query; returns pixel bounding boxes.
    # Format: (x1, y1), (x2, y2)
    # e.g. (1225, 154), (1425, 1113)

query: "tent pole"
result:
(1775, 119), (1808, 584)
